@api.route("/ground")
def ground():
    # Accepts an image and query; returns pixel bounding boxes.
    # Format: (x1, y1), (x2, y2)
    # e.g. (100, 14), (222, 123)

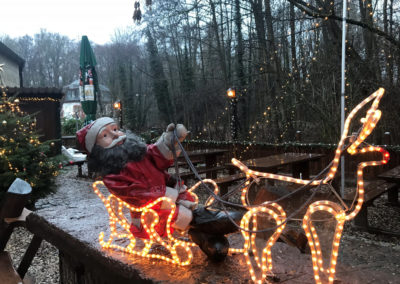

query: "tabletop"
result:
(378, 165), (400, 182)
(236, 152), (325, 170)
(243, 153), (324, 168)
(182, 148), (228, 158)
(178, 148), (229, 178)
(226, 152), (325, 180)
(377, 165), (400, 206)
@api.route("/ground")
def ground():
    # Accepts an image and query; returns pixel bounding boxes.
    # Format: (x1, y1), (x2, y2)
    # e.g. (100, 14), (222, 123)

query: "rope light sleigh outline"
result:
(92, 88), (388, 284)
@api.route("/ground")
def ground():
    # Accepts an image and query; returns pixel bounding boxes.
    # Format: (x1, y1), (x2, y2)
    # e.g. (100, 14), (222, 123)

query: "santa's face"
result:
(88, 130), (147, 176)
(95, 123), (126, 149)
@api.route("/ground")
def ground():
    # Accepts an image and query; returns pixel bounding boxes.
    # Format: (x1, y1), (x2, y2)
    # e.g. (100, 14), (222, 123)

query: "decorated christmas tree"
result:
(0, 84), (63, 204)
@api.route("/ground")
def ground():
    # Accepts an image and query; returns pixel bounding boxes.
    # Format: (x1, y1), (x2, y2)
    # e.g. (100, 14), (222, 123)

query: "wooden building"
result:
(1, 41), (64, 153)
(0, 41), (25, 87)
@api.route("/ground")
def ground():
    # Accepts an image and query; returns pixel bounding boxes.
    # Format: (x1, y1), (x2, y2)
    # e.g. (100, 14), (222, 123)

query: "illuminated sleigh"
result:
(232, 88), (389, 284)
(91, 178), (236, 265)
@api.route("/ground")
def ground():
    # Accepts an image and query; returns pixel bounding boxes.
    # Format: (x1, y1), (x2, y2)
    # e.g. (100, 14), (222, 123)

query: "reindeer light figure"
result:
(232, 88), (389, 283)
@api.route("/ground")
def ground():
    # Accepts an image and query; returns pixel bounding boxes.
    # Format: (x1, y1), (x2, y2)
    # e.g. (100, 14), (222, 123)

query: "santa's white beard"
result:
(88, 131), (147, 176)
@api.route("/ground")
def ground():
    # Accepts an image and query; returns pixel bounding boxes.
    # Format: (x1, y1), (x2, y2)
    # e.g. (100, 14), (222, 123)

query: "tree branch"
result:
(287, 0), (400, 49)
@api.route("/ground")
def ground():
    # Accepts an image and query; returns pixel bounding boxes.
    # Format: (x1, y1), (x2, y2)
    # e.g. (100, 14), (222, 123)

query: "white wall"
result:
(0, 54), (20, 87)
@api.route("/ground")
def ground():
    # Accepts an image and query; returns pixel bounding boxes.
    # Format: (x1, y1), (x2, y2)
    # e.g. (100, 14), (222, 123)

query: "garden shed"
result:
(5, 87), (64, 154)
(0, 41), (24, 88)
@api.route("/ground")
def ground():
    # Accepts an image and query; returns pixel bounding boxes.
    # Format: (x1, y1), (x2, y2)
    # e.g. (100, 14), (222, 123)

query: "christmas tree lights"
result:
(0, 85), (62, 202)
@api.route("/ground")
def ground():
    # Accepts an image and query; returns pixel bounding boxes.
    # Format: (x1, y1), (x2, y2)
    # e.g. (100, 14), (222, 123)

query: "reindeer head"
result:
(324, 88), (386, 183)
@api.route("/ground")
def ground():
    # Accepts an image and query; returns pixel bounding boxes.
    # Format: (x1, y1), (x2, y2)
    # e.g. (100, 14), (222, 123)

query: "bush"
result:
(61, 117), (84, 136)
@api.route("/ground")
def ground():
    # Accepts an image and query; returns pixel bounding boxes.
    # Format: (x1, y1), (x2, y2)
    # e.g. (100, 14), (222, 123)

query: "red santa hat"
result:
(76, 117), (115, 153)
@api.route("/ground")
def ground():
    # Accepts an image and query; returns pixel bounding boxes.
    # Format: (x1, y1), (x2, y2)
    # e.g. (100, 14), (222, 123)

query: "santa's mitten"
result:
(165, 123), (188, 142)
(163, 123), (188, 149)
(177, 199), (198, 211)
(155, 123), (188, 160)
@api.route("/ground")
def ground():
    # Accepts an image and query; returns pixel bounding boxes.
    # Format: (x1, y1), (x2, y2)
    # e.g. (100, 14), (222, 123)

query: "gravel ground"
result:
(5, 165), (400, 283)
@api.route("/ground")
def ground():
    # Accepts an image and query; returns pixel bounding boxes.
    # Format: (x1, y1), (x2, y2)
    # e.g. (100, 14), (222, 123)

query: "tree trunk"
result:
(234, 0), (248, 136)
(264, 0), (285, 140)
(359, 0), (380, 81)
(195, 3), (206, 83)
(209, 0), (228, 87)
(290, 3), (299, 81)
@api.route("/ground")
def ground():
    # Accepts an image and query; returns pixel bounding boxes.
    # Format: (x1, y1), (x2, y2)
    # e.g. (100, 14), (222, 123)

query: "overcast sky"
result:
(0, 0), (139, 44)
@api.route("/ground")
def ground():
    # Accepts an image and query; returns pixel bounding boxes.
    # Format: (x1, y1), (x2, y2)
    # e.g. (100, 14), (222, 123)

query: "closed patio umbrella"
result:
(79, 35), (98, 124)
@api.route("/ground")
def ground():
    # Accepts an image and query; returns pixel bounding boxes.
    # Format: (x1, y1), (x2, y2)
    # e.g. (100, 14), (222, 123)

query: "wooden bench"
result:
(177, 166), (226, 182)
(343, 179), (398, 235)
(171, 158), (203, 169)
(62, 146), (89, 177)
(66, 160), (86, 177)
(214, 173), (247, 195)
(0, 178), (42, 283)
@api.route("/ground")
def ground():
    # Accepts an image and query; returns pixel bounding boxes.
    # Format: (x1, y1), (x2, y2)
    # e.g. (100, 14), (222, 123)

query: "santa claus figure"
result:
(76, 117), (243, 261)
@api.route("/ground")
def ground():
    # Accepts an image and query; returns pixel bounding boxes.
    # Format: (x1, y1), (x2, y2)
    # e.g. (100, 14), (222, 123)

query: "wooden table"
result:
(178, 148), (228, 178)
(228, 152), (325, 179)
(377, 165), (400, 206)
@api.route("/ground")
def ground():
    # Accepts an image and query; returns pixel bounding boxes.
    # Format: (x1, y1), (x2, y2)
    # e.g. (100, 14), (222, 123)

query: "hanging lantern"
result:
(113, 100), (121, 110)
(133, 1), (142, 23)
(227, 88), (236, 98)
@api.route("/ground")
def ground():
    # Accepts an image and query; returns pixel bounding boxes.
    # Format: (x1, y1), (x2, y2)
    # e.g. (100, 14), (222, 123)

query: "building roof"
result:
(0, 41), (25, 67)
(6, 87), (64, 100)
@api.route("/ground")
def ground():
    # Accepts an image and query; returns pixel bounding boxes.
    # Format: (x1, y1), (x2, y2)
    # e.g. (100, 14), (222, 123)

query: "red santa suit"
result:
(102, 143), (195, 239)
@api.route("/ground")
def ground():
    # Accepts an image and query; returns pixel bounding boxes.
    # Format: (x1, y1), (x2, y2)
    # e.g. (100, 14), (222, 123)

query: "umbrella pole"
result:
(340, 0), (348, 197)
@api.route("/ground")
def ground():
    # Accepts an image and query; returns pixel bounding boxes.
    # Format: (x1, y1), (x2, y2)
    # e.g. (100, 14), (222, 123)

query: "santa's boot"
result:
(188, 228), (229, 262)
(189, 206), (244, 235)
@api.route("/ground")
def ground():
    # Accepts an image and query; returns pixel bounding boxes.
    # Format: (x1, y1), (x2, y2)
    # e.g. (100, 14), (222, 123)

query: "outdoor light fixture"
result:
(91, 88), (388, 284)
(113, 100), (123, 128)
(227, 88), (236, 98)
(113, 100), (121, 110)
(227, 88), (238, 140)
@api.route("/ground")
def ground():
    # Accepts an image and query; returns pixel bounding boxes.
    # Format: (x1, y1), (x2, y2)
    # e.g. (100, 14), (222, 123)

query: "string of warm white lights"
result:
(92, 84), (386, 284)
(0, 86), (60, 187)
(17, 97), (60, 102)
(91, 178), (248, 265)
(194, 106), (229, 140)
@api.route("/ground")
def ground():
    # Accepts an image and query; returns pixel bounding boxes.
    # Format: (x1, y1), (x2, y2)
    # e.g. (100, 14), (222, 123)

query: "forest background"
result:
(1, 0), (400, 145)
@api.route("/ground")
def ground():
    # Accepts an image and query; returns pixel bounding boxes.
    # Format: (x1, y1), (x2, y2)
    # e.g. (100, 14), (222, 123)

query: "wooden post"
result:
(383, 131), (391, 145)
(295, 131), (302, 142)
(0, 178), (31, 219)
